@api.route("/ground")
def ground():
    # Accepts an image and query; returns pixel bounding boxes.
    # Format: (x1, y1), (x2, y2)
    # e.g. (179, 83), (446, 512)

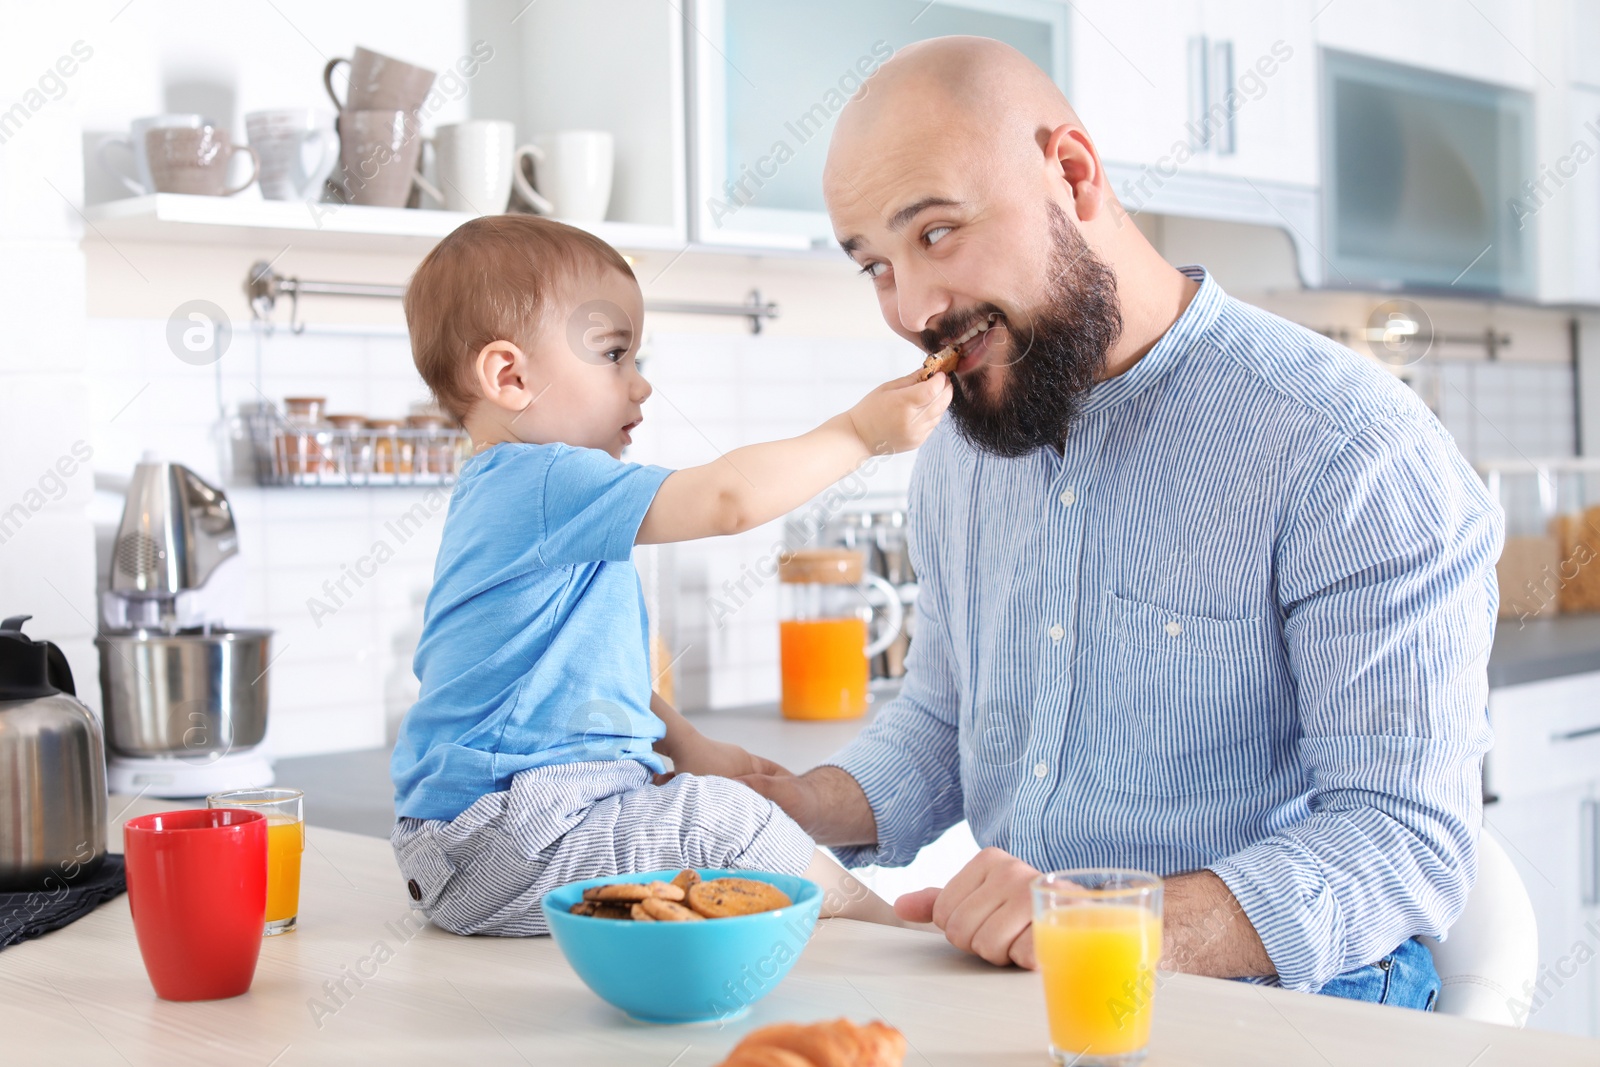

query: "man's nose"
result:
(892, 259), (951, 337)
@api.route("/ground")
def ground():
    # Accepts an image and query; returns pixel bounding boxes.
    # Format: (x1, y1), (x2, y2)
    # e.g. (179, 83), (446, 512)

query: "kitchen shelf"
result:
(79, 193), (688, 255)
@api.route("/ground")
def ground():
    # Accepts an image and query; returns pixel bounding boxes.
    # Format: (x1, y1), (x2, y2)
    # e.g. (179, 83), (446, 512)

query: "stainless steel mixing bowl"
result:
(96, 628), (272, 759)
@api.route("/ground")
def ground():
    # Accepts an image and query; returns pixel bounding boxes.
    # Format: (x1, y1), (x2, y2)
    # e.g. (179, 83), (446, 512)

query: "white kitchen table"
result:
(0, 797), (1594, 1067)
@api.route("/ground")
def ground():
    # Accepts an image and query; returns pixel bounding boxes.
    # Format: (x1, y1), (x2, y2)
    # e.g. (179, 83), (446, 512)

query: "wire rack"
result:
(244, 409), (469, 487)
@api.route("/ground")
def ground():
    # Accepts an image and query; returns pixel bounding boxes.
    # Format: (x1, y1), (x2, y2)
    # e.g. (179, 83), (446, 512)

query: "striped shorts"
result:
(390, 759), (815, 936)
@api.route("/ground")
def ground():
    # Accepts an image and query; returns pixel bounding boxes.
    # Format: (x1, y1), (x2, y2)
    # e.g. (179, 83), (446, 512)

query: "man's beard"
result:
(929, 202), (1122, 458)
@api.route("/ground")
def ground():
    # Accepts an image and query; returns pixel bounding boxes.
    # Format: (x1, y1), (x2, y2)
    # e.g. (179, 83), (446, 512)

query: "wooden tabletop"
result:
(0, 797), (1594, 1066)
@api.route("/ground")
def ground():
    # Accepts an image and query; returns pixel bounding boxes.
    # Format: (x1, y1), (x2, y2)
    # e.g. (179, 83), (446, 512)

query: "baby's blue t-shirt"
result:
(390, 441), (673, 822)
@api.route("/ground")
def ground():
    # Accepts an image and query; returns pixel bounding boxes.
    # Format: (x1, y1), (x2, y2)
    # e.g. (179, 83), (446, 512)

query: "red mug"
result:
(123, 808), (268, 1001)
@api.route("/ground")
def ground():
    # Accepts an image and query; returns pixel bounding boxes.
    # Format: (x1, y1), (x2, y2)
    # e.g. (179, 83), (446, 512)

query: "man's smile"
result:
(939, 312), (1004, 375)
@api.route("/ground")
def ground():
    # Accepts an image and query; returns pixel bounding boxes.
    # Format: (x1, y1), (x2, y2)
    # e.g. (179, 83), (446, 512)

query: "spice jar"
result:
(777, 548), (903, 720)
(366, 418), (412, 477)
(325, 414), (370, 478)
(405, 412), (447, 475)
(280, 396), (331, 478)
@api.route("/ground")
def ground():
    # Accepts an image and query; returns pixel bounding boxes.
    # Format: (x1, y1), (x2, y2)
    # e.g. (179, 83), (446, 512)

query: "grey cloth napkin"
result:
(0, 854), (127, 951)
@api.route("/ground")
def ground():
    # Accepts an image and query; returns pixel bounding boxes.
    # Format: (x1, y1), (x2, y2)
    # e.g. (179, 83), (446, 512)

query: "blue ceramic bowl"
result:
(543, 868), (822, 1024)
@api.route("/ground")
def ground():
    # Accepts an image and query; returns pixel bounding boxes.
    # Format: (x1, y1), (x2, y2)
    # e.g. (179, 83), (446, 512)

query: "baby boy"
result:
(390, 214), (951, 935)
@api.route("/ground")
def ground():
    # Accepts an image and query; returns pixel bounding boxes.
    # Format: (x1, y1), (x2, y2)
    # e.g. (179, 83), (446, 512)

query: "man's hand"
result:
(657, 732), (790, 783)
(650, 691), (790, 783)
(737, 765), (879, 848)
(893, 847), (1040, 969)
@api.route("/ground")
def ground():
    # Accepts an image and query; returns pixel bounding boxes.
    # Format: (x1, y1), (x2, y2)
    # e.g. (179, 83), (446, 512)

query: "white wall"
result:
(0, 9), (97, 710)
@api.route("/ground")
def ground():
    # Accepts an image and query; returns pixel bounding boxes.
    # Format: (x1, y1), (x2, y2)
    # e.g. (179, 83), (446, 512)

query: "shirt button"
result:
(1058, 487), (1076, 506)
(1048, 623), (1064, 641)
(1165, 620), (1183, 637)
(1033, 761), (1048, 779)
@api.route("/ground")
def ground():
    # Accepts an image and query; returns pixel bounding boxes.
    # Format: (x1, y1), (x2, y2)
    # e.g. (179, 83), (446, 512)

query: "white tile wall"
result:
(86, 318), (446, 756)
(82, 318), (921, 757)
(0, 101), (97, 705)
(1428, 361), (1578, 462)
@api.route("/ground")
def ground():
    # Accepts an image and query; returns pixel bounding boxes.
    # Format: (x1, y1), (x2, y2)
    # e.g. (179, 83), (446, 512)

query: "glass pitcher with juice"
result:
(778, 548), (903, 720)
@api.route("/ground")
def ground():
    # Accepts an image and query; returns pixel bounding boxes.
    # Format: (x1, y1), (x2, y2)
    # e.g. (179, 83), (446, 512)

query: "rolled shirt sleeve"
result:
(1207, 413), (1501, 992)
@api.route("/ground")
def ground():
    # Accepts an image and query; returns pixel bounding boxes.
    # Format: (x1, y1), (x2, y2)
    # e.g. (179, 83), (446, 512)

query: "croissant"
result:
(715, 1018), (906, 1067)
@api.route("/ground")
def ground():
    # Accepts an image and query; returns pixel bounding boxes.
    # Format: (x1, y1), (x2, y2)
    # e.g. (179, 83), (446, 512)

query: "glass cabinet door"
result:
(1322, 49), (1534, 297)
(691, 0), (1070, 248)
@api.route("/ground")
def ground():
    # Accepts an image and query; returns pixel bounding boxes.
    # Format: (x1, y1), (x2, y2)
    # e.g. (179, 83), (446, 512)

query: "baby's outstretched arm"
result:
(636, 369), (951, 545)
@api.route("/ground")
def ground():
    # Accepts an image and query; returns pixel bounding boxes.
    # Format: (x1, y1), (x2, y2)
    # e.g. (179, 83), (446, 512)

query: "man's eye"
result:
(858, 261), (888, 279)
(924, 226), (952, 246)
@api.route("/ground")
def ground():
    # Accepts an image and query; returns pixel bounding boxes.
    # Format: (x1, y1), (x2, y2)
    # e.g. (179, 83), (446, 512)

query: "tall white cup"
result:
(422, 120), (520, 215)
(246, 109), (338, 201)
(98, 114), (207, 196)
(513, 130), (613, 222)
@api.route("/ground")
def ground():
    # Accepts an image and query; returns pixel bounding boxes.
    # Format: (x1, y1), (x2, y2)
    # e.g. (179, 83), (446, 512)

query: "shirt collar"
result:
(1079, 265), (1224, 417)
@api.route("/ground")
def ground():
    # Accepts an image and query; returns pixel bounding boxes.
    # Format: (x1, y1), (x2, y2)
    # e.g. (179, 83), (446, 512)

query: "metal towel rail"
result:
(244, 261), (779, 335)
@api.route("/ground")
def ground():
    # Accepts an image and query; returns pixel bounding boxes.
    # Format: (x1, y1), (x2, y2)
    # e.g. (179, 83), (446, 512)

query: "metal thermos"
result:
(0, 614), (107, 891)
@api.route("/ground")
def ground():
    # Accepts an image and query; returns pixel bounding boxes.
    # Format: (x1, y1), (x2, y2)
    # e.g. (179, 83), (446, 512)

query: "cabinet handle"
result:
(1187, 36), (1209, 150)
(1186, 37), (1237, 156)
(1209, 40), (1236, 156)
(1552, 724), (1600, 743)
(1582, 798), (1599, 908)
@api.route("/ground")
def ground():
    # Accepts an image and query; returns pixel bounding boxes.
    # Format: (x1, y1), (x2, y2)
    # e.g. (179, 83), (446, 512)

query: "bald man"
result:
(739, 37), (1500, 1010)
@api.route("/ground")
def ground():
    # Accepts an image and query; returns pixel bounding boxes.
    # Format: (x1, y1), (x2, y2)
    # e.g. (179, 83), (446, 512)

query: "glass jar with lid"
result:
(366, 418), (412, 478)
(1481, 459), (1600, 620)
(777, 548), (903, 720)
(405, 411), (447, 475)
(280, 396), (331, 479)
(325, 414), (370, 478)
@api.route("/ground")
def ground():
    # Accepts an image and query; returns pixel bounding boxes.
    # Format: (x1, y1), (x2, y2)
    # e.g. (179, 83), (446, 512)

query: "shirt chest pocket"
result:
(1094, 592), (1276, 797)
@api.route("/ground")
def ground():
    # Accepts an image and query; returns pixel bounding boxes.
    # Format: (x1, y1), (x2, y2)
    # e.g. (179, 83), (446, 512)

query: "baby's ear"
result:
(473, 340), (530, 410)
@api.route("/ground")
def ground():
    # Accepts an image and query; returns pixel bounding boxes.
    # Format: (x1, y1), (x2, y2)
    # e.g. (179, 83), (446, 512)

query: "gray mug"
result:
(332, 109), (442, 208)
(324, 46), (436, 112)
(145, 126), (260, 196)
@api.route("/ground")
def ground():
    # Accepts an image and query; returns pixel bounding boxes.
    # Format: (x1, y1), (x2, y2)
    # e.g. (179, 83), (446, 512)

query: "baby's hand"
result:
(847, 369), (953, 455)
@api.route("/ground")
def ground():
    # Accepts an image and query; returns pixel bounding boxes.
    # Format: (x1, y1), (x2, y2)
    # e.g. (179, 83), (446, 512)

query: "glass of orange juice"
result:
(207, 788), (305, 936)
(1031, 869), (1163, 1066)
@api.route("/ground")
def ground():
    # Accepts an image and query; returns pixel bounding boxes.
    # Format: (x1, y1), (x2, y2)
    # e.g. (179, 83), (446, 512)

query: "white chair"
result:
(1419, 833), (1539, 1026)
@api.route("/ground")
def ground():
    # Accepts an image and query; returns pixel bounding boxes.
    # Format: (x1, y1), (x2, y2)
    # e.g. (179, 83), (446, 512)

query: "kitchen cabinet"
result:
(1071, 0), (1315, 187)
(1312, 0), (1543, 91)
(1486, 669), (1600, 1038)
(1191, 0), (1316, 186)
(1546, 85), (1600, 305)
(1068, 0), (1322, 285)
(516, 0), (688, 242)
(1321, 49), (1535, 297)
(687, 0), (1071, 248)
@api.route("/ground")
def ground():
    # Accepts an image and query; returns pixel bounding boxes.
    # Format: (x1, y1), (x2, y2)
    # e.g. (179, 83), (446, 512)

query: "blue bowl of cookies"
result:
(543, 867), (822, 1024)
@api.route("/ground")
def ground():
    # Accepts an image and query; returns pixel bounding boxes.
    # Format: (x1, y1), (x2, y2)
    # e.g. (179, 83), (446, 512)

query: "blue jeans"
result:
(1316, 937), (1440, 1011)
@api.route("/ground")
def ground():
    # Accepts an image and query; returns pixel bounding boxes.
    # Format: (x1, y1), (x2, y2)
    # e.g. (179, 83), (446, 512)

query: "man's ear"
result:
(473, 340), (535, 413)
(1044, 124), (1105, 223)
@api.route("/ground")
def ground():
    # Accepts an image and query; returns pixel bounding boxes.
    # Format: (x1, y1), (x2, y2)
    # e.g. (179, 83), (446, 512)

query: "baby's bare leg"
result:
(803, 849), (935, 930)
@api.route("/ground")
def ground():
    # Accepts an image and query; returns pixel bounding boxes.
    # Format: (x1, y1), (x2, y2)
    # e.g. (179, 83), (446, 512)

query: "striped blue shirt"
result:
(826, 267), (1502, 993)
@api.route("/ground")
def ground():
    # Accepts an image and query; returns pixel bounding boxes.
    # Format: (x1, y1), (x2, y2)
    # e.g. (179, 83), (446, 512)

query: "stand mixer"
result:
(97, 455), (275, 797)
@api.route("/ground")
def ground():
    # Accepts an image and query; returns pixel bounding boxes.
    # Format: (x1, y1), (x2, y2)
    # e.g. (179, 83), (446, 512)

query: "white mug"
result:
(246, 109), (338, 201)
(421, 120), (521, 215)
(513, 130), (613, 221)
(99, 113), (207, 196)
